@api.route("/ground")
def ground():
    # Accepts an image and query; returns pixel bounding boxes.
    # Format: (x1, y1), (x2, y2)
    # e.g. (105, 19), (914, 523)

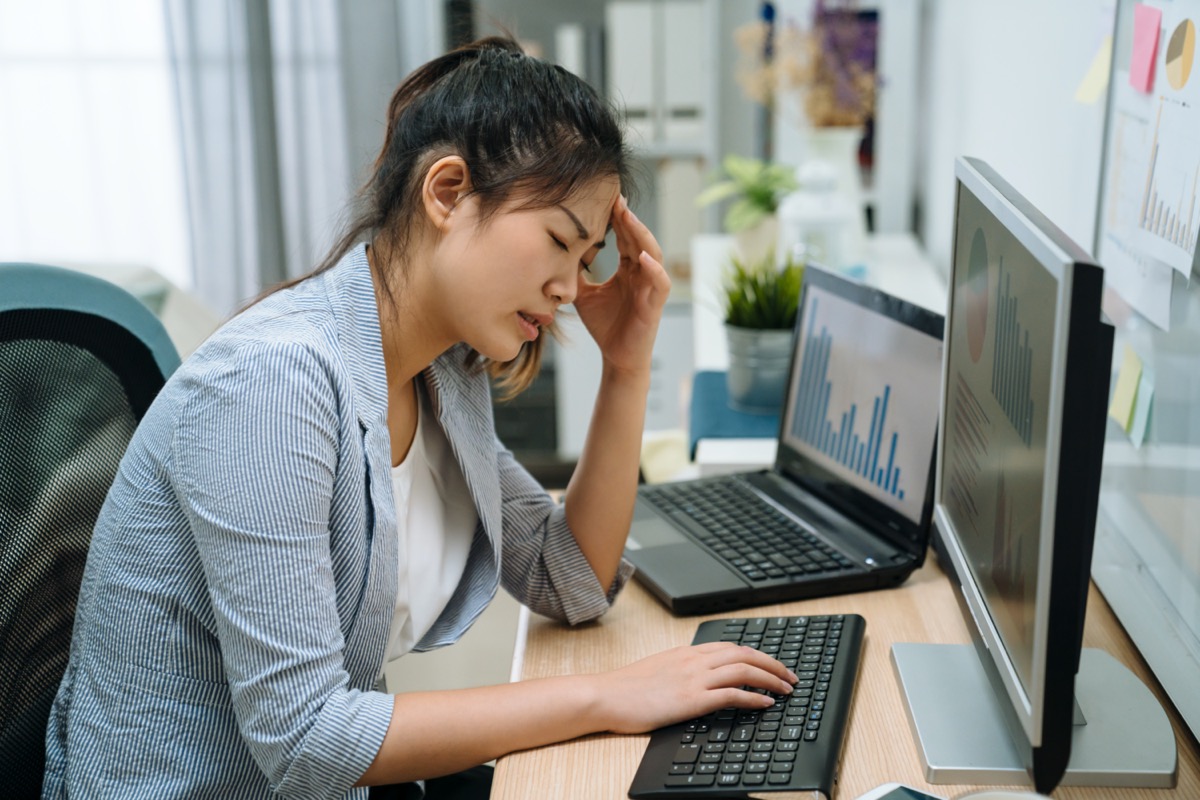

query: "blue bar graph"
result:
(990, 259), (1034, 446)
(790, 299), (907, 501)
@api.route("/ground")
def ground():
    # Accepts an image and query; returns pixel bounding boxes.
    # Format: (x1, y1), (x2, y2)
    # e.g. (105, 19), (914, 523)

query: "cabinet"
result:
(605, 0), (717, 154)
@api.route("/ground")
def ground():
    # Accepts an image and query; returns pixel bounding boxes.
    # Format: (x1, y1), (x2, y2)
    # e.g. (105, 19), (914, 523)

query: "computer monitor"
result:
(891, 157), (1176, 793)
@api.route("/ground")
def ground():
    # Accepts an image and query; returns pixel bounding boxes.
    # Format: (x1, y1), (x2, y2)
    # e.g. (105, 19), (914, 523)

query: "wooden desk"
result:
(493, 557), (1200, 799)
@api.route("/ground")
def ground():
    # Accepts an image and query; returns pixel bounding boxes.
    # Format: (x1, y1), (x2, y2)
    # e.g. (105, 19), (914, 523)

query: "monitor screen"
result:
(941, 176), (1059, 704)
(929, 157), (1112, 792)
(781, 279), (943, 527)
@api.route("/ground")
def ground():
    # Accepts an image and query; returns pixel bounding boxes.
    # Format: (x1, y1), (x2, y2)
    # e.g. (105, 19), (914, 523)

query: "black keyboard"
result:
(640, 478), (856, 582)
(628, 614), (865, 799)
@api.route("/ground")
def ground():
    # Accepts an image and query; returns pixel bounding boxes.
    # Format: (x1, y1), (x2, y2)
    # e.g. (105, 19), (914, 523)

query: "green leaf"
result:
(724, 199), (766, 233)
(721, 251), (805, 329)
(722, 154), (763, 184)
(694, 181), (743, 207)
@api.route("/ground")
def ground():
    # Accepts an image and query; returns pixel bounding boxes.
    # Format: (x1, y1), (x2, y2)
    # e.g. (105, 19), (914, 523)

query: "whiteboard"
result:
(1093, 0), (1200, 742)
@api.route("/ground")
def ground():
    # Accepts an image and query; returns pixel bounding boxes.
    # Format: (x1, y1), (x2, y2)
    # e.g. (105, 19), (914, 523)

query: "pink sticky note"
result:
(1130, 3), (1162, 93)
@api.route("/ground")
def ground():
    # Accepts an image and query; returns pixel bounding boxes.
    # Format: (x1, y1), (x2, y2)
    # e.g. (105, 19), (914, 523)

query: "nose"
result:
(546, 269), (578, 307)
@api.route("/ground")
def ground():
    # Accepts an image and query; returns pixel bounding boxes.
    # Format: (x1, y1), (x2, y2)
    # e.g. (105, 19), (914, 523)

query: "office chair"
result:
(0, 263), (181, 798)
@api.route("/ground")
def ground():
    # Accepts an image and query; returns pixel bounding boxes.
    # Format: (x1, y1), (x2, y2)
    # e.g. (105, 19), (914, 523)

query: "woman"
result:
(43, 37), (796, 799)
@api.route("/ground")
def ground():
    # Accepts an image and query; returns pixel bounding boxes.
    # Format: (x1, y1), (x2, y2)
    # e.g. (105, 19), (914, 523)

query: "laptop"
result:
(626, 265), (945, 615)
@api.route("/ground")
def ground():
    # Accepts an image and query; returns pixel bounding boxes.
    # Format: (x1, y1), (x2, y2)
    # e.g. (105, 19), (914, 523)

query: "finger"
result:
(696, 644), (797, 684)
(638, 251), (672, 292)
(613, 212), (646, 264)
(609, 195), (630, 238)
(690, 641), (757, 659)
(706, 662), (795, 696)
(611, 206), (637, 261)
(705, 687), (778, 711)
(611, 202), (658, 264)
(615, 204), (663, 264)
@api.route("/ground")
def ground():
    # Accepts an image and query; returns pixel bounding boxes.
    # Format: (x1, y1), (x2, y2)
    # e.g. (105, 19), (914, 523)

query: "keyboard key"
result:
(672, 744), (700, 763)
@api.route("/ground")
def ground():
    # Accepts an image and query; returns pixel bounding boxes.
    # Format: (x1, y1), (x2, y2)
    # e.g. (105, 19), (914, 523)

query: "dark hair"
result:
(278, 36), (633, 397)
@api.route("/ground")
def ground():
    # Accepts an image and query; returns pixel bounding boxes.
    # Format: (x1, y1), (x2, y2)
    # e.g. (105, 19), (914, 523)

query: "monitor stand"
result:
(890, 643), (1176, 788)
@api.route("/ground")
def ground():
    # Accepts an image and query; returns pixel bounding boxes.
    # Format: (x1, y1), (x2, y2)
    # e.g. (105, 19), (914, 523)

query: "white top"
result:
(383, 383), (476, 662)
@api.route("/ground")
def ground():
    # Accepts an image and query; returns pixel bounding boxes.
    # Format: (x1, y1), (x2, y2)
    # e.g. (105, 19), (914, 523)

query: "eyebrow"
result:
(558, 205), (607, 250)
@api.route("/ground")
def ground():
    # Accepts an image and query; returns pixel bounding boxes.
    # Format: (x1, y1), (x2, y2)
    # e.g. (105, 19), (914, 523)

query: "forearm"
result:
(355, 674), (606, 786)
(563, 364), (651, 589)
(356, 634), (803, 787)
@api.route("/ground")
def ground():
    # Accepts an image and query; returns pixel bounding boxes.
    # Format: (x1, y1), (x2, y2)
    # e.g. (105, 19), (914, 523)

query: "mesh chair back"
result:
(0, 264), (179, 797)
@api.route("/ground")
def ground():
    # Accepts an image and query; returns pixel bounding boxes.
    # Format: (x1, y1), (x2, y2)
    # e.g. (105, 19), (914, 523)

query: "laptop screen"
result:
(778, 267), (945, 534)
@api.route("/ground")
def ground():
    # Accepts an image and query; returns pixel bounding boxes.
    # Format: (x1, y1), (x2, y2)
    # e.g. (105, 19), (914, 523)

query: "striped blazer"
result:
(42, 245), (632, 799)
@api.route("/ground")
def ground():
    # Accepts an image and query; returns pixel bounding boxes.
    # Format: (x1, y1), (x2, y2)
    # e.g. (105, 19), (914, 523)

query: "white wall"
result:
(913, 0), (1114, 274)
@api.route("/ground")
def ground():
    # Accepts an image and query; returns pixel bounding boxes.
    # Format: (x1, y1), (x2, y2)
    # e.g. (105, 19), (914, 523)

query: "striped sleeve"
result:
(493, 438), (634, 625)
(171, 339), (392, 798)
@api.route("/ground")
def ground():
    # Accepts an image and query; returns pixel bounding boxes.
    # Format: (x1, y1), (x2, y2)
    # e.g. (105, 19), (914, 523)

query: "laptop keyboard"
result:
(641, 478), (856, 581)
(628, 614), (865, 798)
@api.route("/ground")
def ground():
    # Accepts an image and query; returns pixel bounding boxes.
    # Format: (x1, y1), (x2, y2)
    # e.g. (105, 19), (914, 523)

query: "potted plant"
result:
(696, 154), (797, 264)
(722, 248), (804, 413)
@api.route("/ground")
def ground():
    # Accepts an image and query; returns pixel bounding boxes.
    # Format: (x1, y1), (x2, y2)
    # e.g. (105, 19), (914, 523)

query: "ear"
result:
(421, 155), (472, 230)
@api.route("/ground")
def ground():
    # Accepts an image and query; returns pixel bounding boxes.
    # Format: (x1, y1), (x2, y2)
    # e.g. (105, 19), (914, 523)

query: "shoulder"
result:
(185, 273), (362, 390)
(159, 288), (370, 454)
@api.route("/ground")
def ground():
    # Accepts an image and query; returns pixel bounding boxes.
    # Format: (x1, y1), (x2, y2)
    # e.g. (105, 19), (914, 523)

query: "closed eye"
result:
(551, 234), (591, 272)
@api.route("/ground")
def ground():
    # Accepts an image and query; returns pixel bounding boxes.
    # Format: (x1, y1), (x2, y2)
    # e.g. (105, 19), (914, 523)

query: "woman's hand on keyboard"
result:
(594, 642), (798, 734)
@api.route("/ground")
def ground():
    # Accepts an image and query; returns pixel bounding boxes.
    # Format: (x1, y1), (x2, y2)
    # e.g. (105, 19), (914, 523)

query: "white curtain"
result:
(163, 0), (444, 316)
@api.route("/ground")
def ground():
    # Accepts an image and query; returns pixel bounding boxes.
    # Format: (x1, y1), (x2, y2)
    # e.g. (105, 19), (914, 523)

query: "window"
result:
(0, 0), (189, 289)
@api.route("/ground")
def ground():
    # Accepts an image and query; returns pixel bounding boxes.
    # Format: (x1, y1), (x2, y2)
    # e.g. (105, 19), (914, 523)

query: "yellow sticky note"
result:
(1108, 344), (1143, 433)
(1075, 35), (1113, 105)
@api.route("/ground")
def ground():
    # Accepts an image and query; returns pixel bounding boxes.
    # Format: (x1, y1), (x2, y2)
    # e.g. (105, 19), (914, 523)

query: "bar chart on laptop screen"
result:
(785, 286), (942, 521)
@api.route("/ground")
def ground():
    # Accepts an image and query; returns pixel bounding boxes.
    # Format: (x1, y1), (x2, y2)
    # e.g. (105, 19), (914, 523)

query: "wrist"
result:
(600, 361), (652, 391)
(568, 672), (615, 733)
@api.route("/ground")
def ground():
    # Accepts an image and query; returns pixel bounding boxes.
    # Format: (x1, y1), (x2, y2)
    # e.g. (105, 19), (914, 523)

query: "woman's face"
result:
(429, 175), (621, 362)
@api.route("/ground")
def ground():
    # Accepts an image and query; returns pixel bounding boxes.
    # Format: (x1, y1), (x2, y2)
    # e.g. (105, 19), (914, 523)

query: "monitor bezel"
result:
(932, 156), (1110, 792)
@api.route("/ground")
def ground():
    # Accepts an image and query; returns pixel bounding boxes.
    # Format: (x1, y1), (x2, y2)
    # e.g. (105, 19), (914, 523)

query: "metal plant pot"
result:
(725, 325), (793, 414)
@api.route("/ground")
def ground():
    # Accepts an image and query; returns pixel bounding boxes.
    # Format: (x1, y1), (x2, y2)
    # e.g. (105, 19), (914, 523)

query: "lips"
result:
(517, 312), (540, 341)
(520, 311), (554, 328)
(516, 310), (553, 343)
